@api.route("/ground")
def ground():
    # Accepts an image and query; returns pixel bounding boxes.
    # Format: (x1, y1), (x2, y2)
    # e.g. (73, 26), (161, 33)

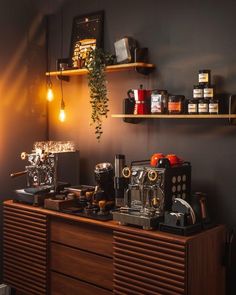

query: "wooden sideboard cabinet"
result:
(3, 200), (226, 295)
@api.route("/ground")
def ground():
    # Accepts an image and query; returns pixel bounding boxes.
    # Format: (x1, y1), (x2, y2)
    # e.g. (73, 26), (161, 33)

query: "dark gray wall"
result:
(49, 0), (236, 224)
(0, 0), (49, 281)
(48, 0), (236, 293)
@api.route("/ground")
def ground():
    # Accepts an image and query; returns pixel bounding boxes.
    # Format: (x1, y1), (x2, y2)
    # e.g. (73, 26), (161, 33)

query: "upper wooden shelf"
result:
(111, 114), (236, 119)
(46, 62), (155, 77)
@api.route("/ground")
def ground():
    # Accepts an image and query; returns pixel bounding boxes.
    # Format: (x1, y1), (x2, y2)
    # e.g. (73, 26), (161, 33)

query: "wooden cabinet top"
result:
(4, 200), (224, 244)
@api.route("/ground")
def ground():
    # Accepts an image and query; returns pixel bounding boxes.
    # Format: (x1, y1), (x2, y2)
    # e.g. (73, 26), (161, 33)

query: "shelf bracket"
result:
(135, 66), (154, 75)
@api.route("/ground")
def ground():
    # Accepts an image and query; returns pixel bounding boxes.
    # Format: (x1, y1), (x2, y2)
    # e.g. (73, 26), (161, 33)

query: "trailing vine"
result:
(85, 48), (114, 141)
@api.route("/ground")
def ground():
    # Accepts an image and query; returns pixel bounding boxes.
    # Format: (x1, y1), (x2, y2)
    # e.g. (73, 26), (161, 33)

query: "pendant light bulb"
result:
(46, 85), (54, 102)
(59, 99), (66, 122)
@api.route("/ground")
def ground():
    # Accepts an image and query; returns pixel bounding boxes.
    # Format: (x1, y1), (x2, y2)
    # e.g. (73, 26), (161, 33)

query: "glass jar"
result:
(150, 90), (168, 114)
(198, 69), (211, 86)
(203, 84), (214, 99)
(168, 95), (185, 114)
(209, 98), (219, 114)
(188, 99), (198, 114)
(198, 98), (209, 114)
(193, 85), (203, 99)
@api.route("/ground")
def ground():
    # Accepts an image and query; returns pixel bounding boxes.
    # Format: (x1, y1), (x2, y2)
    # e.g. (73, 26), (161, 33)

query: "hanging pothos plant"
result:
(85, 48), (114, 141)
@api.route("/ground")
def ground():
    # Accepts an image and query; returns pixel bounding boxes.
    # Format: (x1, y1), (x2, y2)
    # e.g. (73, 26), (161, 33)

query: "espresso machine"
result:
(11, 141), (76, 205)
(113, 159), (191, 230)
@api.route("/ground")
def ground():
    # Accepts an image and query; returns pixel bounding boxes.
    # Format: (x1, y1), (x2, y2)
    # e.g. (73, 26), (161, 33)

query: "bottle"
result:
(188, 99), (198, 114)
(193, 85), (203, 99)
(209, 98), (219, 114)
(198, 69), (211, 86)
(203, 84), (214, 99)
(198, 98), (209, 114)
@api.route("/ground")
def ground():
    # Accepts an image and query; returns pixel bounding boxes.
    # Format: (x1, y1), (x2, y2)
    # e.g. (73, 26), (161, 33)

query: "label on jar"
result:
(151, 93), (163, 113)
(209, 103), (219, 114)
(199, 73), (209, 83)
(204, 88), (214, 98)
(188, 103), (198, 113)
(193, 88), (203, 98)
(198, 103), (209, 113)
(168, 101), (181, 113)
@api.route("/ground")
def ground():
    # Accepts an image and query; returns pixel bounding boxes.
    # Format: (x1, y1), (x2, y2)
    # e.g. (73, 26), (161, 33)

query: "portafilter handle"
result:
(10, 170), (27, 178)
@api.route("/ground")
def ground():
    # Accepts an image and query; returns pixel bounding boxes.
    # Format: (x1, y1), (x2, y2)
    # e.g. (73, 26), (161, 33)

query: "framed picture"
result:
(69, 11), (104, 68)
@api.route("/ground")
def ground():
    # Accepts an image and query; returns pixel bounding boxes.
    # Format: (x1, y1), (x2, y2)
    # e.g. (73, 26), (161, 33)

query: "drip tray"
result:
(112, 211), (163, 230)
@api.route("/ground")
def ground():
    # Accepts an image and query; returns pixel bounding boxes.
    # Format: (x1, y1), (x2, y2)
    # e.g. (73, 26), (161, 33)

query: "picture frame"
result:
(69, 10), (104, 68)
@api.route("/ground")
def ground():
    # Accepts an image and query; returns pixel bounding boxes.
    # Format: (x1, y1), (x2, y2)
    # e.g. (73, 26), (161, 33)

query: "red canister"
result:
(128, 85), (150, 114)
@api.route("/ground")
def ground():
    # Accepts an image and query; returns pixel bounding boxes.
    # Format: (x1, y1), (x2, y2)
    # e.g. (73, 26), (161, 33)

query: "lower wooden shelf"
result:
(111, 114), (236, 119)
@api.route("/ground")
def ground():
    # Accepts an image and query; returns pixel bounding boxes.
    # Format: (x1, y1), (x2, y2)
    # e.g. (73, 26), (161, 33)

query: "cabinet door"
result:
(51, 272), (113, 295)
(113, 230), (186, 295)
(3, 204), (48, 295)
(51, 242), (113, 290)
(50, 217), (113, 257)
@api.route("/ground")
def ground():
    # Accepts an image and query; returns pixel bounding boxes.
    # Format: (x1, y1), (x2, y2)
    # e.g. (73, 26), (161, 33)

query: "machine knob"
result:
(148, 169), (158, 182)
(21, 152), (28, 160)
(122, 167), (131, 178)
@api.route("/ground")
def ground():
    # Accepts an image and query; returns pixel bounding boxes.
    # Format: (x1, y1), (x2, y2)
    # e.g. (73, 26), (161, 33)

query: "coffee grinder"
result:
(93, 162), (115, 214)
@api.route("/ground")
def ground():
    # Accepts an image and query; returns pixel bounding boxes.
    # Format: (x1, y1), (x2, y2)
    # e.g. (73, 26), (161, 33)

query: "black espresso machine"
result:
(113, 155), (191, 230)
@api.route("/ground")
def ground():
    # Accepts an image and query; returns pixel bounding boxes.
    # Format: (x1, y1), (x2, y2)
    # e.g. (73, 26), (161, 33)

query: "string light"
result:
(46, 15), (54, 102)
(59, 95), (66, 122)
(46, 79), (54, 102)
(59, 72), (66, 122)
(58, 7), (66, 122)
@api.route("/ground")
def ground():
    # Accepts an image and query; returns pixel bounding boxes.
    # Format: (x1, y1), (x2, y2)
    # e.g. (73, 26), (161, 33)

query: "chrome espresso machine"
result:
(10, 141), (76, 206)
(113, 156), (191, 230)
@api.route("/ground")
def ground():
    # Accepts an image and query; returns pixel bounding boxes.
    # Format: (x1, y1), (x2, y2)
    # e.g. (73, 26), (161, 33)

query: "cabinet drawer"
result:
(51, 271), (112, 295)
(51, 242), (113, 290)
(50, 218), (113, 257)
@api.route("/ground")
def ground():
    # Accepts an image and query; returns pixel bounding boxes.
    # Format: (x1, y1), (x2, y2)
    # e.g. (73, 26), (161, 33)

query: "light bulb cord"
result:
(59, 7), (65, 111)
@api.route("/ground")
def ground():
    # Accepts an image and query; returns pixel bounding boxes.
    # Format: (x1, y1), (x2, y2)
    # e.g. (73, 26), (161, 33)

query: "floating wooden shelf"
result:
(111, 114), (236, 119)
(46, 62), (155, 77)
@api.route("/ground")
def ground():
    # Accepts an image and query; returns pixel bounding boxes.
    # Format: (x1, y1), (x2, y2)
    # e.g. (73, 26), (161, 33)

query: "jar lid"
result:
(199, 98), (209, 102)
(169, 95), (185, 101)
(193, 85), (203, 89)
(199, 69), (211, 73)
(158, 89), (168, 94)
(203, 83), (213, 88)
(189, 98), (198, 103)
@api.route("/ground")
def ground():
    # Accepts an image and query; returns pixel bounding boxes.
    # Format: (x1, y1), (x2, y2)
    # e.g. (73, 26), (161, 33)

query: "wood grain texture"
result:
(46, 62), (155, 77)
(3, 201), (226, 295)
(51, 271), (112, 295)
(50, 217), (113, 257)
(3, 205), (49, 295)
(51, 242), (113, 290)
(187, 226), (226, 295)
(3, 201), (192, 243)
(113, 230), (186, 295)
